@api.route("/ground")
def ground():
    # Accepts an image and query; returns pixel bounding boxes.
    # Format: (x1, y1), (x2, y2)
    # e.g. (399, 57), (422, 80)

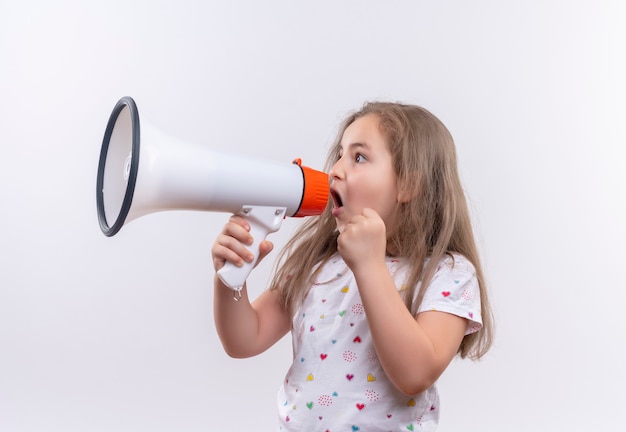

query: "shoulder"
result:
(426, 253), (478, 299)
(433, 253), (476, 281)
(418, 253), (483, 334)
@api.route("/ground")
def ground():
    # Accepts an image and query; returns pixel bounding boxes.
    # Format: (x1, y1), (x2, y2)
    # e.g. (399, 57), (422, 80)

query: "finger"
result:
(212, 237), (253, 270)
(222, 220), (253, 246)
(360, 207), (380, 219)
(211, 226), (254, 271)
(346, 213), (366, 226)
(256, 240), (274, 263)
(220, 233), (255, 262)
(228, 214), (251, 231)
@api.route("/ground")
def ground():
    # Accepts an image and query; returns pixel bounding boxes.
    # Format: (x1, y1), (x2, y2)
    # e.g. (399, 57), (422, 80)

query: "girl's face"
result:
(329, 114), (400, 234)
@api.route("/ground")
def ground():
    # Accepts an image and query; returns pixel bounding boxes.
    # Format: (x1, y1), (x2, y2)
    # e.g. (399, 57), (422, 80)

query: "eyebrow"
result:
(338, 142), (369, 154)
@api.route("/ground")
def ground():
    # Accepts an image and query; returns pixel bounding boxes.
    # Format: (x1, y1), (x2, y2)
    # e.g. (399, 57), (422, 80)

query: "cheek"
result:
(379, 198), (399, 225)
(375, 181), (400, 219)
(364, 181), (397, 214)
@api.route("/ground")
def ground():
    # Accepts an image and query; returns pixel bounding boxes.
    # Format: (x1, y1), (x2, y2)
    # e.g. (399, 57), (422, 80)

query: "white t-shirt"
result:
(277, 253), (482, 431)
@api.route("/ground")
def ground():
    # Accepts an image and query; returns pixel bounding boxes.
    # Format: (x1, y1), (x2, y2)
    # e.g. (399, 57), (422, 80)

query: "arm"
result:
(338, 208), (466, 396)
(212, 215), (291, 358)
(353, 262), (466, 396)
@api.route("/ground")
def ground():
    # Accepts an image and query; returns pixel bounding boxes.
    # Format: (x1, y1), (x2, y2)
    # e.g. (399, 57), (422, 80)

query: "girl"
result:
(211, 102), (494, 431)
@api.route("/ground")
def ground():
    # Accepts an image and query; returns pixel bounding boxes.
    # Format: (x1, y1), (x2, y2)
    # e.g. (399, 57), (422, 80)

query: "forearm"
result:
(213, 276), (262, 358)
(213, 275), (291, 359)
(354, 263), (452, 395)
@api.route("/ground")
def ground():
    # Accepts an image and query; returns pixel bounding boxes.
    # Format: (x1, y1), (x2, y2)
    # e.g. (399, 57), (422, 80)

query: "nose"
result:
(329, 156), (344, 181)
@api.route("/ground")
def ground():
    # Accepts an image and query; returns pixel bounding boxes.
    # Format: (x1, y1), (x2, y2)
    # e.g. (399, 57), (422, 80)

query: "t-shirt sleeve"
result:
(416, 254), (483, 335)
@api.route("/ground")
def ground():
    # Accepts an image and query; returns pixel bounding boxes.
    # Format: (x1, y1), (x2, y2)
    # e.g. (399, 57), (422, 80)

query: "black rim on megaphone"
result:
(96, 96), (140, 237)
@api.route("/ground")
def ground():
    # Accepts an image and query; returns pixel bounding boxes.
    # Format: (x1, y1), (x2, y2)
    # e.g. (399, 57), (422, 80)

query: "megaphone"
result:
(96, 96), (329, 293)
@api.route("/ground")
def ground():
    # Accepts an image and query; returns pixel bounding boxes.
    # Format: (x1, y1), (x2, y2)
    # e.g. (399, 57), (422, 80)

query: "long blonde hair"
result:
(270, 102), (494, 360)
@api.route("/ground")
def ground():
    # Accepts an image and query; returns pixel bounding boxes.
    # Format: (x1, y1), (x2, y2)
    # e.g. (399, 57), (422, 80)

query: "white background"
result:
(1, 1), (625, 430)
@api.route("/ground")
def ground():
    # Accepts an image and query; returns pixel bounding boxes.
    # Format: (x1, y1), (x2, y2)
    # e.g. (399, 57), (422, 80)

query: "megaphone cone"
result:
(96, 96), (329, 291)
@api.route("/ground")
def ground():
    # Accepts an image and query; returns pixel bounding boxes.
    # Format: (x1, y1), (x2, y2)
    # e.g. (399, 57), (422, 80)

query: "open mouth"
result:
(330, 188), (343, 209)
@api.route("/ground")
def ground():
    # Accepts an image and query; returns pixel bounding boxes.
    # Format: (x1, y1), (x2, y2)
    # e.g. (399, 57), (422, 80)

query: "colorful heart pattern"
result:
(278, 254), (479, 430)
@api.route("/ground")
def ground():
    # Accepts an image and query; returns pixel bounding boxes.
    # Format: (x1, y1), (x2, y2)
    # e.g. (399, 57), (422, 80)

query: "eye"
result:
(355, 153), (367, 163)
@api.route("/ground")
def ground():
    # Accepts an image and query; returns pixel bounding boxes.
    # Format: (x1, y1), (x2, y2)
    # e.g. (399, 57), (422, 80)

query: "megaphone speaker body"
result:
(97, 96), (329, 292)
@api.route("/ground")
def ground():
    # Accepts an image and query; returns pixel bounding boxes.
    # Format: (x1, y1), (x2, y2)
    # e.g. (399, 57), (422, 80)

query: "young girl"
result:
(211, 102), (494, 431)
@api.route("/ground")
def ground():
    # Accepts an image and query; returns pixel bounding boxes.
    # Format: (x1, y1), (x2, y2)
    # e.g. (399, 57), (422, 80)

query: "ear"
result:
(396, 174), (419, 203)
(397, 188), (414, 204)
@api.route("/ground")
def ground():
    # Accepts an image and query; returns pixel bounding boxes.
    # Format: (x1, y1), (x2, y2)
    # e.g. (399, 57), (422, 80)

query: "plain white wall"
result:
(1, 1), (625, 430)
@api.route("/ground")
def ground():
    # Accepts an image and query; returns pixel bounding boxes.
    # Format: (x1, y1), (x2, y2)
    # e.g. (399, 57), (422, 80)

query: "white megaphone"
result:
(96, 96), (329, 293)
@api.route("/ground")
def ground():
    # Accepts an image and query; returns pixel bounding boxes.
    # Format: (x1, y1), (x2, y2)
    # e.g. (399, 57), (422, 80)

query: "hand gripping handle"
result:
(216, 206), (286, 295)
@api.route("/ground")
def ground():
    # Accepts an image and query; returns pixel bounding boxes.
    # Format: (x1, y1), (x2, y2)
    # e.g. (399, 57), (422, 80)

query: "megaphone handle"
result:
(217, 206), (287, 294)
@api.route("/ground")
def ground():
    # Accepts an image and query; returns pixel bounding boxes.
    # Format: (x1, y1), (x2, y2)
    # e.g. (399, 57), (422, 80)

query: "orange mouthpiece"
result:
(292, 158), (330, 217)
